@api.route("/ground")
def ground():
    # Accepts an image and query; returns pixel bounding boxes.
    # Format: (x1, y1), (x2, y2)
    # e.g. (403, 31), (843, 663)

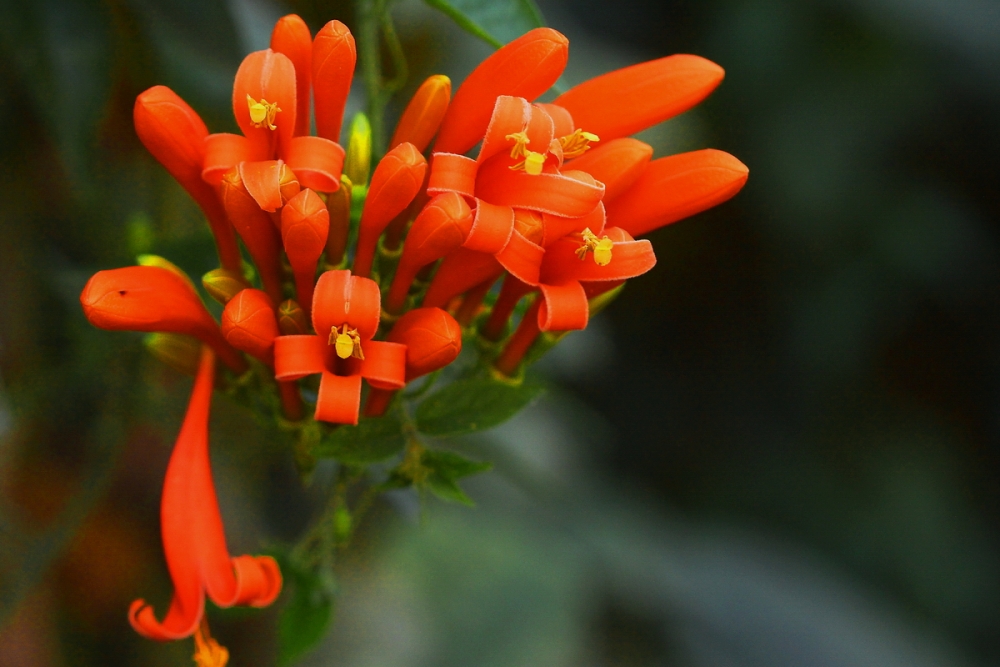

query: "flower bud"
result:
(278, 299), (309, 335)
(436, 28), (569, 155)
(312, 20), (356, 143)
(386, 192), (472, 313)
(270, 15), (313, 138)
(136, 254), (196, 290)
(353, 143), (427, 278)
(281, 188), (330, 312)
(222, 289), (280, 365)
(202, 268), (251, 305)
(80, 266), (247, 373)
(343, 113), (372, 187)
(563, 138), (652, 203)
(389, 75), (451, 152)
(325, 174), (352, 266)
(143, 333), (202, 376)
(219, 168), (284, 305)
(387, 307), (462, 381)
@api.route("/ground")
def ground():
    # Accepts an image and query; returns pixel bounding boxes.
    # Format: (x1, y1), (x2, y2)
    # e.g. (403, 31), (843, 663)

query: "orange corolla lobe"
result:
(233, 50), (297, 159)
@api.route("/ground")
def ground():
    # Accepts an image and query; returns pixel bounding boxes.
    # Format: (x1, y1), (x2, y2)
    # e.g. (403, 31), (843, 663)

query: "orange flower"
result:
(389, 75), (452, 152)
(273, 271), (406, 425)
(129, 347), (282, 646)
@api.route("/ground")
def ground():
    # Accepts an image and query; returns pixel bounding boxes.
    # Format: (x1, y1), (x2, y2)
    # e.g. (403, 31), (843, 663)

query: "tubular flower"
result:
(80, 265), (247, 374)
(129, 347), (282, 643)
(389, 75), (452, 152)
(273, 270), (406, 425)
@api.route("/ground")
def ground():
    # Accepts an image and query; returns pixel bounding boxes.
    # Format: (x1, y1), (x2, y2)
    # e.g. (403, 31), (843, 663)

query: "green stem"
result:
(355, 0), (385, 154)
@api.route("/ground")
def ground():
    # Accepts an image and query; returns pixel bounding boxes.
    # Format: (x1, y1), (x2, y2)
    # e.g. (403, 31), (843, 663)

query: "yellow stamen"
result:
(559, 129), (600, 159)
(193, 618), (229, 667)
(246, 94), (281, 130)
(330, 324), (364, 360)
(505, 130), (530, 159)
(575, 227), (614, 266)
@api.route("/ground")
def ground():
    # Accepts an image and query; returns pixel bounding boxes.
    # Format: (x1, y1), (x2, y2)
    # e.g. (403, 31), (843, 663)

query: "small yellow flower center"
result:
(559, 129), (600, 159)
(246, 94), (281, 130)
(506, 129), (547, 175)
(193, 619), (229, 667)
(575, 227), (614, 266)
(330, 324), (364, 360)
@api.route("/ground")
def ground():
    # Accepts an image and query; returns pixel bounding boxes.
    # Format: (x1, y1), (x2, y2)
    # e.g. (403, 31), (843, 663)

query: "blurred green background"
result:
(1, 0), (998, 665)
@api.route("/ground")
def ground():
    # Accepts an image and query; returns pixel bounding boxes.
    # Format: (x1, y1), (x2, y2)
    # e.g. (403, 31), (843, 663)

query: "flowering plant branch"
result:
(79, 1), (748, 663)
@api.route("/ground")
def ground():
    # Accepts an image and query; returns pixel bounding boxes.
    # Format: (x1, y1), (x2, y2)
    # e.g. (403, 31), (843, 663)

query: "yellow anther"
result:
(246, 94), (280, 130)
(559, 129), (600, 159)
(193, 619), (229, 667)
(505, 130), (531, 159)
(330, 324), (364, 360)
(575, 227), (614, 266)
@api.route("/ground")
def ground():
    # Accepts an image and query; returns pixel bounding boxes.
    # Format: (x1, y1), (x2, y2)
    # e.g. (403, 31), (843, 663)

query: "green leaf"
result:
(416, 376), (544, 437)
(312, 413), (407, 464)
(422, 450), (493, 506)
(422, 0), (545, 49)
(277, 561), (337, 666)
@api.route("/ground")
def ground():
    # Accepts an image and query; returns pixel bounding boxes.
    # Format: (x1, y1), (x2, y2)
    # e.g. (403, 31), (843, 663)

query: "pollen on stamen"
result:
(246, 94), (281, 130)
(559, 129), (600, 159)
(330, 324), (365, 360)
(575, 227), (614, 266)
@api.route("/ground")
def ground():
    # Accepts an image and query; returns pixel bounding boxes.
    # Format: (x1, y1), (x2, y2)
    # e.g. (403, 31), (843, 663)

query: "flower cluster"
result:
(80, 13), (747, 663)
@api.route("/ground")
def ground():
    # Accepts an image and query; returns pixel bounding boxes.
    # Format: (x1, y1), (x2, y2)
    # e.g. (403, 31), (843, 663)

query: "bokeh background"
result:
(1, 0), (999, 665)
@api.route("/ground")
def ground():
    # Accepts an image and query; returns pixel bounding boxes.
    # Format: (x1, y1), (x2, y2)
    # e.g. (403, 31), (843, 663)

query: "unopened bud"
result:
(387, 307), (462, 381)
(344, 113), (372, 187)
(137, 254), (195, 291)
(325, 174), (352, 266)
(278, 299), (309, 335)
(143, 333), (202, 376)
(389, 74), (451, 152)
(282, 188), (330, 312)
(202, 268), (251, 305)
(222, 289), (280, 364)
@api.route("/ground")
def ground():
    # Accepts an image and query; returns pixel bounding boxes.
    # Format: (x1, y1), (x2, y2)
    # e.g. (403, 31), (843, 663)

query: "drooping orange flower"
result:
(273, 270), (406, 424)
(129, 347), (282, 646)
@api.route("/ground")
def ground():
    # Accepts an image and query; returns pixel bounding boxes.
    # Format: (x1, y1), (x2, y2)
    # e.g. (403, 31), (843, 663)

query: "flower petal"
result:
(316, 371), (362, 424)
(496, 230), (544, 285)
(427, 152), (477, 198)
(605, 149), (748, 237)
(554, 54), (724, 142)
(312, 270), (381, 340)
(359, 340), (407, 389)
(202, 133), (261, 187)
(463, 199), (515, 254)
(232, 50), (297, 159)
(540, 227), (656, 284)
(285, 135), (345, 192)
(475, 159), (605, 217)
(421, 248), (502, 309)
(274, 335), (327, 380)
(435, 28), (569, 155)
(477, 96), (532, 164)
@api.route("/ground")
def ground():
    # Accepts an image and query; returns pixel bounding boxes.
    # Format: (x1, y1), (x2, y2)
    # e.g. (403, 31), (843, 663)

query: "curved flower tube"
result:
(129, 347), (282, 642)
(80, 266), (247, 374)
(133, 87), (242, 273)
(273, 271), (406, 424)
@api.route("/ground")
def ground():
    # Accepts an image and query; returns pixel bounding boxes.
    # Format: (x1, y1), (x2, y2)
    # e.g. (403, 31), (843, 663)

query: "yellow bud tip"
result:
(194, 620), (229, 667)
(246, 94), (280, 130)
